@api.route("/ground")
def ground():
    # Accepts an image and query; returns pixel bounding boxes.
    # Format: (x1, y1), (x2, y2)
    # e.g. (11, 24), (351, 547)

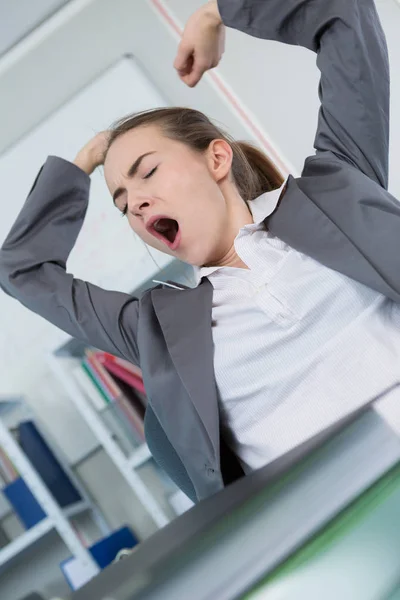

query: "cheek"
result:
(128, 218), (151, 244)
(165, 160), (208, 196)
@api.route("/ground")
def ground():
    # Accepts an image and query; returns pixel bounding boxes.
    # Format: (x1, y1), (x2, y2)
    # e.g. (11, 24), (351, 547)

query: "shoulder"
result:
(267, 150), (390, 255)
(299, 151), (376, 189)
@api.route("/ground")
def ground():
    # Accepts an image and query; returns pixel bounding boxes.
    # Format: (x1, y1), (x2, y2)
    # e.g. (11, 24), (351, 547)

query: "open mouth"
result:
(147, 216), (181, 250)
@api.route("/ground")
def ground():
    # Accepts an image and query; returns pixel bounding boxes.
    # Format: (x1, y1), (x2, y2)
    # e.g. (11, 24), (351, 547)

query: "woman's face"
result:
(103, 125), (247, 267)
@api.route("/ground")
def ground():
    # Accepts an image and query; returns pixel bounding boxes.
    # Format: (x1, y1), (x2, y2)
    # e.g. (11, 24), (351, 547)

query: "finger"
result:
(187, 58), (209, 86)
(174, 42), (193, 72)
(181, 66), (206, 88)
(176, 54), (194, 78)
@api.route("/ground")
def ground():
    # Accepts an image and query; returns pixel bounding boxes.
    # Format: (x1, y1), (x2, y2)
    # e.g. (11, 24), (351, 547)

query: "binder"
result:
(61, 526), (138, 590)
(73, 355), (146, 444)
(17, 421), (81, 507)
(72, 364), (106, 411)
(81, 358), (111, 404)
(3, 477), (46, 529)
(94, 352), (147, 416)
(85, 350), (120, 400)
(99, 358), (145, 395)
(95, 351), (143, 379)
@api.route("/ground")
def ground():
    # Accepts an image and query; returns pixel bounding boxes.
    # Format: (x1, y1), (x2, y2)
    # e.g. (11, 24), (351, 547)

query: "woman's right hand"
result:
(174, 0), (225, 88)
(73, 131), (110, 175)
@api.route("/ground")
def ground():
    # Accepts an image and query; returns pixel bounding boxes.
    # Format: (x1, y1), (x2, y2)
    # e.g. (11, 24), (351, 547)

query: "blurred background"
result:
(0, 1), (399, 598)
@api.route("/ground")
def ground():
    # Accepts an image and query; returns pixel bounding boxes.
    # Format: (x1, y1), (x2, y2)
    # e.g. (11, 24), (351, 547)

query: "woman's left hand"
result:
(174, 1), (225, 88)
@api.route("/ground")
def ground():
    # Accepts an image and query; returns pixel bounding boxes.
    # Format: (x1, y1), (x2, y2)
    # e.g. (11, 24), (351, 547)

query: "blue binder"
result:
(3, 477), (47, 529)
(90, 526), (138, 569)
(60, 526), (139, 590)
(18, 421), (81, 507)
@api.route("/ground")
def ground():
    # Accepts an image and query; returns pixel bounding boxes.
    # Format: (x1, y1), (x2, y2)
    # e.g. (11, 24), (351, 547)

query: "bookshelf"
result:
(48, 340), (193, 529)
(0, 398), (110, 576)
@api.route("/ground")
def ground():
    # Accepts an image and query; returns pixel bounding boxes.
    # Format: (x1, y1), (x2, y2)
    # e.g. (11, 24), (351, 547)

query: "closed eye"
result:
(144, 166), (158, 179)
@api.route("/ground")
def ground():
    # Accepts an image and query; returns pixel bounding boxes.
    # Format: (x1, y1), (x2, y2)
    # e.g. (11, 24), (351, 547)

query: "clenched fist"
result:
(174, 1), (225, 88)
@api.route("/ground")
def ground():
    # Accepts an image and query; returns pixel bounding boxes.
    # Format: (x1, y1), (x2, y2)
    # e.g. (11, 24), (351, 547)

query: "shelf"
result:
(0, 500), (92, 568)
(63, 500), (90, 519)
(70, 444), (102, 468)
(0, 506), (12, 520)
(0, 501), (89, 523)
(126, 444), (152, 469)
(0, 404), (108, 578)
(0, 517), (53, 567)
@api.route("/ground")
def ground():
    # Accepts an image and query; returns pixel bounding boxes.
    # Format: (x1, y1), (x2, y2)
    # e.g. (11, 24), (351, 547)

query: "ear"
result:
(206, 139), (233, 183)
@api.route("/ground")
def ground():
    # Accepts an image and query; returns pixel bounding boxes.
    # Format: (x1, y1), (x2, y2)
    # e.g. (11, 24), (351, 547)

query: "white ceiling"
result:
(0, 0), (69, 56)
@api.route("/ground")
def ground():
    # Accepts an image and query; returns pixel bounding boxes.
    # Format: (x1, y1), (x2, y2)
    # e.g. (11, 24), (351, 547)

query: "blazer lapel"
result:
(267, 174), (372, 285)
(151, 277), (220, 459)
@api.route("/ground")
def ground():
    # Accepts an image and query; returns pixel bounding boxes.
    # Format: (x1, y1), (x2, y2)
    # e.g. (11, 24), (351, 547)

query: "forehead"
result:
(104, 125), (161, 176)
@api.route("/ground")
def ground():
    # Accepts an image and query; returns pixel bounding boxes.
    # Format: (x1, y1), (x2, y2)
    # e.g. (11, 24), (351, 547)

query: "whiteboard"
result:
(0, 56), (175, 393)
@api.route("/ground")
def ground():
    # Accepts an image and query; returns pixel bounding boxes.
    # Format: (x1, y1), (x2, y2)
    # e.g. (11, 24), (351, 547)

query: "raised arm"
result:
(0, 154), (140, 365)
(177, 0), (390, 189)
(220, 0), (390, 188)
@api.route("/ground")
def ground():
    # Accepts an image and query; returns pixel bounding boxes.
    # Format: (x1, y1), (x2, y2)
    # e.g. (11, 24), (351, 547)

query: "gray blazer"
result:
(0, 0), (396, 503)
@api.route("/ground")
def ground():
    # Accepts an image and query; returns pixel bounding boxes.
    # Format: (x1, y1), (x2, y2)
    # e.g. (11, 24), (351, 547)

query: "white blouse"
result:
(194, 182), (400, 473)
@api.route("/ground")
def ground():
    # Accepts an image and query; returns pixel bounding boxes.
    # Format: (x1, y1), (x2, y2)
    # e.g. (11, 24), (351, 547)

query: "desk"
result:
(248, 463), (400, 599)
(70, 406), (400, 600)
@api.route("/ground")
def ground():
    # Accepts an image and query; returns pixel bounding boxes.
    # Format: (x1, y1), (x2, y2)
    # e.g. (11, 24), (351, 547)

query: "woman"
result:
(0, 0), (398, 503)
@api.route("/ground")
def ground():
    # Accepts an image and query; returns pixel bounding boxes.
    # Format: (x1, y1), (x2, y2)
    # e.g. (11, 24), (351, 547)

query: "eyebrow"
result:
(112, 151), (156, 205)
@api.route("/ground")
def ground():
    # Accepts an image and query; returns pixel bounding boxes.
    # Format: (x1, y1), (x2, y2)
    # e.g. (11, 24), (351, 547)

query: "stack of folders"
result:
(72, 350), (146, 452)
(85, 406), (400, 600)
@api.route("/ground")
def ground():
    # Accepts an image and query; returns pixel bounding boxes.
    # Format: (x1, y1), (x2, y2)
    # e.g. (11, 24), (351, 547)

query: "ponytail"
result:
(231, 140), (284, 203)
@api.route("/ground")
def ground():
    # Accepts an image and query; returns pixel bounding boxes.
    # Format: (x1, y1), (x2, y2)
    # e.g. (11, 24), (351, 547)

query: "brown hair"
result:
(106, 107), (284, 203)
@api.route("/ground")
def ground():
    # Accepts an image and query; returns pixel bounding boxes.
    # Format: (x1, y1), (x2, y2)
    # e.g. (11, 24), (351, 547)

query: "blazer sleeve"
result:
(217, 0), (390, 189)
(0, 156), (140, 365)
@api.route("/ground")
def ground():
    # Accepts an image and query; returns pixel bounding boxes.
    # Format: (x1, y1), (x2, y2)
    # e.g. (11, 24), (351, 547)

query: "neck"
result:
(205, 204), (253, 270)
(210, 245), (249, 270)
(203, 181), (254, 269)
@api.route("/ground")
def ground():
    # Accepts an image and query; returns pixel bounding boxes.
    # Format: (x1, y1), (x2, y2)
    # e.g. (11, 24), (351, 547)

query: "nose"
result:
(128, 196), (152, 218)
